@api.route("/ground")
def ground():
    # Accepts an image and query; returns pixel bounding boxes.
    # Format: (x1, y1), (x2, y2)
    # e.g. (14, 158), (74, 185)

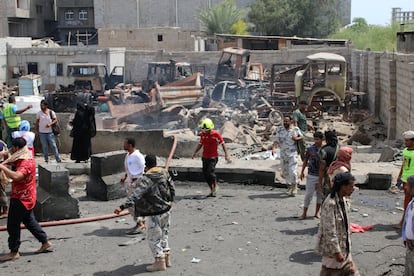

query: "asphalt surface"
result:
(0, 178), (407, 276)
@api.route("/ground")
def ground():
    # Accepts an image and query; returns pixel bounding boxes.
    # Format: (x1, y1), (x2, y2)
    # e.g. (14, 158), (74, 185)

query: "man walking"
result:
(299, 131), (324, 219)
(316, 172), (359, 275)
(318, 130), (340, 198)
(121, 137), (146, 235)
(1, 95), (32, 147)
(272, 116), (303, 196)
(293, 100), (313, 161)
(115, 154), (175, 272)
(402, 175), (414, 275)
(0, 137), (52, 261)
(192, 117), (231, 197)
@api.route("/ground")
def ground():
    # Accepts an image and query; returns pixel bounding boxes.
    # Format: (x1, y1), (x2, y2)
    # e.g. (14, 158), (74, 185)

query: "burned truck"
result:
(45, 63), (124, 112)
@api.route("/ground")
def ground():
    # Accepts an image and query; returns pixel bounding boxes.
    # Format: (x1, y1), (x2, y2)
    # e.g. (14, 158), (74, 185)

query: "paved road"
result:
(0, 180), (406, 276)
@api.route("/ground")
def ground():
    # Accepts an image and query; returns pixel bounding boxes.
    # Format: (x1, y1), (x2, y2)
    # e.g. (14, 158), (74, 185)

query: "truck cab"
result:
(295, 52), (347, 104)
(67, 63), (124, 96)
(147, 61), (193, 87)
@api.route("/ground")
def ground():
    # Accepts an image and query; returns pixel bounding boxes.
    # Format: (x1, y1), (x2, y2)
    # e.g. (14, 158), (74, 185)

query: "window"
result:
(11, 66), (24, 79)
(36, 5), (43, 14)
(57, 63), (63, 76)
(79, 10), (88, 20)
(27, 62), (38, 74)
(157, 34), (163, 42)
(65, 10), (74, 21)
(49, 63), (63, 77)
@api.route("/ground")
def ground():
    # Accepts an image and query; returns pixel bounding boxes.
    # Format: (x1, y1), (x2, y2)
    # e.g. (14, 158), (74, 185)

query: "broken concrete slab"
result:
(34, 187), (79, 221)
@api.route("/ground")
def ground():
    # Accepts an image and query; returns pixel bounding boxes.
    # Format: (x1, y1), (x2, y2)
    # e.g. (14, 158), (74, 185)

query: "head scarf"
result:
(327, 146), (353, 175)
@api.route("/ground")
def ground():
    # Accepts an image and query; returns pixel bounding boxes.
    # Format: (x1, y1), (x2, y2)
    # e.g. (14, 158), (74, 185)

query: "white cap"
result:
(403, 130), (414, 139)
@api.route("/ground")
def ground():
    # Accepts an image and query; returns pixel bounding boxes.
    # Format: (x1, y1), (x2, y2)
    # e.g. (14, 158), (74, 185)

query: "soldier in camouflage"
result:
(114, 154), (175, 272)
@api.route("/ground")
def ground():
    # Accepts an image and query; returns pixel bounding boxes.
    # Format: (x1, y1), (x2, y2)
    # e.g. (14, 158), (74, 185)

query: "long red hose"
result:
(0, 135), (178, 231)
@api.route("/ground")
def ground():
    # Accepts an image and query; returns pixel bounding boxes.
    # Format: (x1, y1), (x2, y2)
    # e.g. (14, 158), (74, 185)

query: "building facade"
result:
(94, 0), (351, 31)
(392, 8), (414, 26)
(56, 0), (97, 45)
(0, 0), (56, 38)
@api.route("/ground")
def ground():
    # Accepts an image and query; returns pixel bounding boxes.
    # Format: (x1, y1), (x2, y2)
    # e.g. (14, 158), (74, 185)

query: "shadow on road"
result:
(289, 249), (321, 265)
(175, 195), (209, 201)
(368, 223), (401, 240)
(84, 226), (132, 238)
(93, 264), (148, 275)
(280, 226), (318, 236)
(248, 193), (289, 200)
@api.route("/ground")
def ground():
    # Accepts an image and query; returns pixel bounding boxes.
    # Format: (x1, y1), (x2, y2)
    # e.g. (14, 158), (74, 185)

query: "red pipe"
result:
(0, 134), (178, 231)
(0, 210), (130, 231)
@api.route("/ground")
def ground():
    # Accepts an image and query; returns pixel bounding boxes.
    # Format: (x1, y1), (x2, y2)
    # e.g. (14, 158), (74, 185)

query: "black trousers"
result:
(7, 199), (48, 253)
(202, 157), (218, 188)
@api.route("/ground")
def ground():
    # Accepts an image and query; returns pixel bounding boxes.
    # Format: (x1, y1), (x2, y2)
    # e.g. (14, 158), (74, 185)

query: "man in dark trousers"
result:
(0, 137), (52, 261)
(192, 118), (231, 197)
(318, 130), (340, 198)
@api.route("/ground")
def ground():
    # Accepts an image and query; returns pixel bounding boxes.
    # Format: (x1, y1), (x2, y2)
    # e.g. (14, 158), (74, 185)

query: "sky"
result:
(352, 0), (413, 25)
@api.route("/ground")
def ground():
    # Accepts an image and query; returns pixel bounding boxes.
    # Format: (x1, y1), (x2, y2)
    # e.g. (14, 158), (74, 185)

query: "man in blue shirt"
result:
(299, 131), (324, 219)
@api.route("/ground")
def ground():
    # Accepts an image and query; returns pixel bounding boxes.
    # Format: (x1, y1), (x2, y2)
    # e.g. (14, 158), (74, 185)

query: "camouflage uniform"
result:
(274, 126), (301, 185)
(119, 166), (175, 258)
(146, 211), (171, 257)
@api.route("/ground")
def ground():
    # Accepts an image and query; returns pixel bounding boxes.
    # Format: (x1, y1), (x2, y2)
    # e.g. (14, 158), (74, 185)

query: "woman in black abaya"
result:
(70, 103), (96, 162)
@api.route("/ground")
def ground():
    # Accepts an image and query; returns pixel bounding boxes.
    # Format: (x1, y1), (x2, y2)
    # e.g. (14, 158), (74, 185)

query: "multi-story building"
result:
(0, 0), (56, 38)
(94, 0), (351, 30)
(392, 7), (414, 26)
(56, 0), (97, 45)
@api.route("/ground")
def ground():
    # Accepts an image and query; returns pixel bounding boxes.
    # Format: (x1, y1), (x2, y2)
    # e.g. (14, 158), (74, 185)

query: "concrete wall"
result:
(352, 50), (414, 139)
(124, 46), (351, 83)
(396, 59), (414, 137)
(98, 28), (198, 52)
(7, 46), (109, 88)
(93, 0), (351, 30)
(20, 113), (175, 157)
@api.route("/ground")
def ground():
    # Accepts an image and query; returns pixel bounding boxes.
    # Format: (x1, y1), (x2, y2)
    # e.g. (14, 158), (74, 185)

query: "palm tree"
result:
(197, 0), (248, 35)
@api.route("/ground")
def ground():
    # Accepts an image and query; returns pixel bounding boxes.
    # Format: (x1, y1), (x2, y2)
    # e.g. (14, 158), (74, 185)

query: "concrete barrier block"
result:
(91, 151), (126, 177)
(64, 163), (90, 175)
(87, 173), (126, 201)
(34, 187), (79, 221)
(38, 164), (70, 197)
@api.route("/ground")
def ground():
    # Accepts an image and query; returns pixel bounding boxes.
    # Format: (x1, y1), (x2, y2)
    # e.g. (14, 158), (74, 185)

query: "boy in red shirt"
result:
(192, 118), (231, 197)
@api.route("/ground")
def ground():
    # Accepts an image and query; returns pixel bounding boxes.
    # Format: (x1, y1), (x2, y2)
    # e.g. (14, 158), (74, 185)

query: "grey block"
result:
(87, 173), (126, 201)
(34, 187), (79, 221)
(38, 164), (70, 196)
(90, 151), (126, 177)
(64, 163), (90, 175)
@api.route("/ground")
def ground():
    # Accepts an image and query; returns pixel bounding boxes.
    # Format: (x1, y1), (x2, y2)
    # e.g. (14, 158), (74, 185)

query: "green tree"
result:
(349, 17), (369, 32)
(330, 22), (400, 51)
(249, 0), (340, 38)
(197, 0), (248, 35)
(248, 0), (298, 36)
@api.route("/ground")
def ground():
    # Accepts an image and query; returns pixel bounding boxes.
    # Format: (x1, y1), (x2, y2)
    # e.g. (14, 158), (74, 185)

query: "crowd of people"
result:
(273, 101), (414, 275)
(0, 95), (413, 275)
